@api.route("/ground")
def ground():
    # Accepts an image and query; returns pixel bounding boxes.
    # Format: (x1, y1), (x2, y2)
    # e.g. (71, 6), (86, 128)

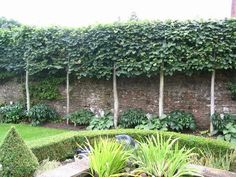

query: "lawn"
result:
(0, 123), (68, 142)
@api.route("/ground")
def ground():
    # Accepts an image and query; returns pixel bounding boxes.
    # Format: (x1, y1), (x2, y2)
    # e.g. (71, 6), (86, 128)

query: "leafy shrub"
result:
(164, 110), (196, 131)
(119, 108), (147, 128)
(0, 103), (25, 123)
(87, 112), (113, 130)
(30, 129), (235, 162)
(28, 104), (58, 126)
(228, 82), (236, 100)
(29, 77), (64, 100)
(217, 123), (236, 143)
(212, 112), (236, 134)
(0, 127), (39, 177)
(65, 109), (94, 125)
(135, 116), (167, 130)
(82, 138), (131, 177)
(132, 134), (200, 177)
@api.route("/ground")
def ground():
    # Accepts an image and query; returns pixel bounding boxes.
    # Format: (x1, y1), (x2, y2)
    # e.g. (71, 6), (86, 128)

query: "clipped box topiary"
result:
(0, 127), (39, 177)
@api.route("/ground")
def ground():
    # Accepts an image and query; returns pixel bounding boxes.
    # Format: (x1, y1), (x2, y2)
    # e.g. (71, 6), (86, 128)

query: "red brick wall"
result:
(47, 71), (236, 130)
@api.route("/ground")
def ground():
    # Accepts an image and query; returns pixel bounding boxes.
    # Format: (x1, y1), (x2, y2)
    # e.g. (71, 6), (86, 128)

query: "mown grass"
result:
(0, 123), (68, 142)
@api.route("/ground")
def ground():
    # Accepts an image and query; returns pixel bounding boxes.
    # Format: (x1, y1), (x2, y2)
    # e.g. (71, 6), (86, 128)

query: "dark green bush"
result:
(0, 127), (39, 177)
(29, 129), (236, 162)
(65, 108), (94, 125)
(135, 116), (167, 130)
(28, 104), (58, 126)
(164, 110), (196, 132)
(87, 112), (113, 130)
(29, 77), (64, 100)
(0, 103), (25, 123)
(217, 123), (236, 143)
(119, 108), (147, 128)
(228, 82), (236, 100)
(212, 112), (236, 134)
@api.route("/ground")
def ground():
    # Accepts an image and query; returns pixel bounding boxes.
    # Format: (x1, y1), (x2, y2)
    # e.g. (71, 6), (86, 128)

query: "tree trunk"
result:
(210, 70), (215, 133)
(113, 66), (119, 128)
(66, 68), (70, 125)
(26, 59), (30, 112)
(159, 66), (164, 117)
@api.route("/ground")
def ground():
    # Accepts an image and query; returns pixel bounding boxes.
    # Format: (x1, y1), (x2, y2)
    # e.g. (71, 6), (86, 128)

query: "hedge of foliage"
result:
(29, 129), (236, 162)
(0, 19), (235, 79)
(0, 127), (39, 177)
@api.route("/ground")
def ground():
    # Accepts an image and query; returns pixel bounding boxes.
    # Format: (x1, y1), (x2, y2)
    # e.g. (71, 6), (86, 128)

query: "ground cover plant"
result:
(65, 108), (94, 126)
(28, 104), (59, 126)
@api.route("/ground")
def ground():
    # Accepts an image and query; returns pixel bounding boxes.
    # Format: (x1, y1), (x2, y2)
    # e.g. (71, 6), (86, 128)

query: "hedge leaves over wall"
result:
(0, 19), (235, 128)
(0, 19), (235, 79)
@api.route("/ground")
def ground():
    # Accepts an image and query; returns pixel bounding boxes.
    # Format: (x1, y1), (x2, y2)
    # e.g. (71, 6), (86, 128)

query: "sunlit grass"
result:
(0, 123), (67, 142)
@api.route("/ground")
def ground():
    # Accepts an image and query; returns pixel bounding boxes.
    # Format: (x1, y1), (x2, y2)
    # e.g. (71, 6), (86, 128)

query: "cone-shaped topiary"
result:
(0, 127), (39, 177)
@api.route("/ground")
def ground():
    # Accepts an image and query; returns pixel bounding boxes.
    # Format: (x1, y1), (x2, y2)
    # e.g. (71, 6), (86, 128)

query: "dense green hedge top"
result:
(0, 19), (235, 79)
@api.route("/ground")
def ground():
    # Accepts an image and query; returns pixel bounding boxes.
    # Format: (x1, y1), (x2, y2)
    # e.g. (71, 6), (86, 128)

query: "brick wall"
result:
(1, 71), (236, 129)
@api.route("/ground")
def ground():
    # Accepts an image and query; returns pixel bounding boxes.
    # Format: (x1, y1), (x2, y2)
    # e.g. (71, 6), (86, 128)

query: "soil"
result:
(42, 121), (87, 131)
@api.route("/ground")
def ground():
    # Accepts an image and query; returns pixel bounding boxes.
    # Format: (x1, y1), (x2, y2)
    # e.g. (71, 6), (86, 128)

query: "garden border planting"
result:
(28, 129), (236, 161)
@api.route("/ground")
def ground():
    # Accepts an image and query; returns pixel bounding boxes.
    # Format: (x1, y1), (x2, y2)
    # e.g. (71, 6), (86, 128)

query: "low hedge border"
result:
(27, 129), (236, 162)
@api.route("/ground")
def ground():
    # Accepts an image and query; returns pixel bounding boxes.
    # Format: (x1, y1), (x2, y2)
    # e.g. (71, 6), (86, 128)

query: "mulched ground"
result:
(42, 122), (86, 131)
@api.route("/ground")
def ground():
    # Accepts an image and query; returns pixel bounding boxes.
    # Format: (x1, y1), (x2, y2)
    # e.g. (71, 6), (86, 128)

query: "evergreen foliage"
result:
(0, 127), (39, 177)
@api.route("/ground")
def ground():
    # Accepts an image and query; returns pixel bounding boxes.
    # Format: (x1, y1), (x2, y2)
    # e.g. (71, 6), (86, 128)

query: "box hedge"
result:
(0, 127), (39, 177)
(27, 129), (236, 162)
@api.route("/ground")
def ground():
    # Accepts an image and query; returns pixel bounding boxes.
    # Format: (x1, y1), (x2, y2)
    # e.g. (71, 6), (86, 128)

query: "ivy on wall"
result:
(29, 77), (64, 101)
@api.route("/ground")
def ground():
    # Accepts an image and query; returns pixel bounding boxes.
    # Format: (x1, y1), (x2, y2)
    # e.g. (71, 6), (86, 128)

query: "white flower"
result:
(220, 113), (224, 119)
(90, 107), (95, 113)
(99, 109), (105, 117)
(146, 113), (152, 120)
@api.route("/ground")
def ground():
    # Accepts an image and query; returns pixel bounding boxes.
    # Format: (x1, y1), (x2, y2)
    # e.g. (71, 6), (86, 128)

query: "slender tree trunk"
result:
(210, 70), (215, 133)
(26, 59), (30, 112)
(159, 66), (164, 117)
(113, 65), (119, 128)
(66, 68), (70, 125)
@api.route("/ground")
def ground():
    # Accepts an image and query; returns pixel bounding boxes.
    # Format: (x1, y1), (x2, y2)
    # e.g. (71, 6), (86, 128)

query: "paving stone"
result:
(37, 158), (89, 177)
(189, 164), (236, 177)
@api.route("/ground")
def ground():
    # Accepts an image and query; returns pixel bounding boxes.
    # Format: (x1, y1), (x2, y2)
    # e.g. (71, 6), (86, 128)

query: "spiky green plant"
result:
(84, 138), (131, 177)
(193, 148), (236, 171)
(132, 134), (202, 177)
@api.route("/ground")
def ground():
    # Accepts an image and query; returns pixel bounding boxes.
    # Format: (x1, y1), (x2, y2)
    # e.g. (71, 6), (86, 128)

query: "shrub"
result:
(82, 138), (131, 177)
(87, 112), (113, 130)
(29, 77), (64, 100)
(212, 112), (236, 134)
(228, 82), (236, 100)
(0, 103), (25, 123)
(135, 116), (167, 130)
(119, 108), (147, 128)
(28, 104), (58, 126)
(164, 110), (196, 132)
(29, 129), (236, 162)
(65, 108), (94, 125)
(0, 127), (39, 177)
(132, 134), (200, 177)
(217, 123), (236, 143)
